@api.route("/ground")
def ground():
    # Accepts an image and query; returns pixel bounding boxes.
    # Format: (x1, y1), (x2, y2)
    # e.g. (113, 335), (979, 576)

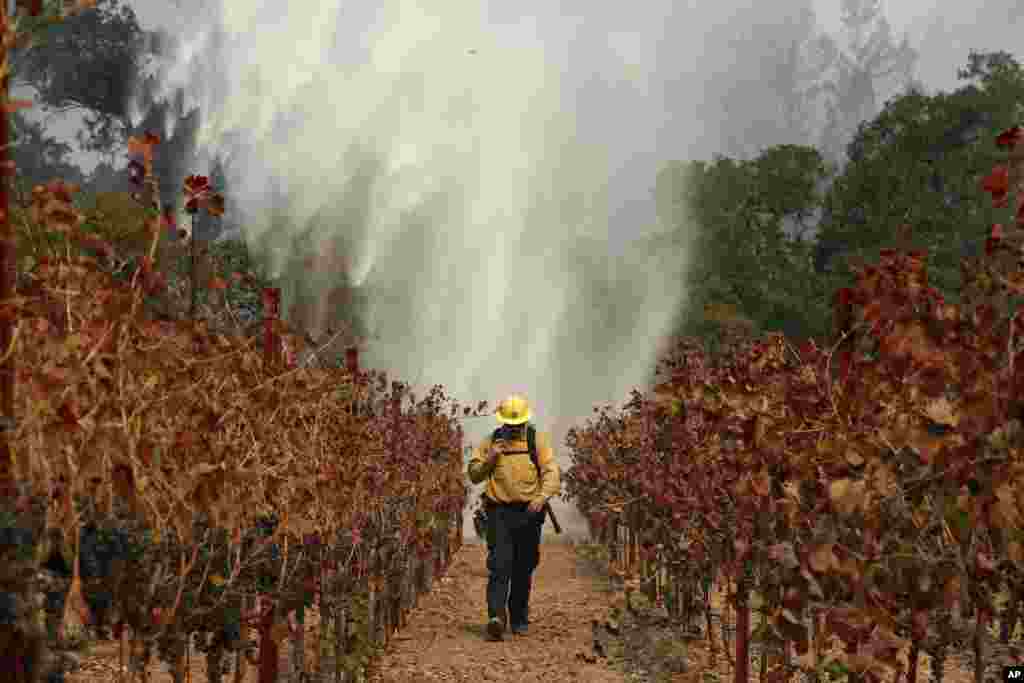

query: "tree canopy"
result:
(648, 50), (1024, 349)
(817, 49), (1024, 299)
(648, 143), (832, 344)
(11, 0), (151, 157)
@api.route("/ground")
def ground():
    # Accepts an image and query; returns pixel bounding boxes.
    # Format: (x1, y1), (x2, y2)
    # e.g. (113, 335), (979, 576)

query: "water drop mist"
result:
(135, 0), (695, 539)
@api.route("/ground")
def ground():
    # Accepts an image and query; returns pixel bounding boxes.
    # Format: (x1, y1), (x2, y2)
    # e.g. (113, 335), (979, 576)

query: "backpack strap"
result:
(527, 423), (541, 479)
(492, 423), (543, 480)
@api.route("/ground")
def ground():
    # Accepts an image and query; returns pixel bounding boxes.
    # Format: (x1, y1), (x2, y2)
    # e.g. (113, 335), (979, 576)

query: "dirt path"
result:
(366, 539), (626, 683)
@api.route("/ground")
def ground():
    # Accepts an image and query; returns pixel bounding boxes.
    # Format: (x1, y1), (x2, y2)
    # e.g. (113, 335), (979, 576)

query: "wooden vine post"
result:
(734, 575), (750, 683)
(257, 597), (279, 683)
(973, 607), (987, 683)
(189, 211), (198, 319)
(347, 346), (360, 416)
(262, 287), (281, 366)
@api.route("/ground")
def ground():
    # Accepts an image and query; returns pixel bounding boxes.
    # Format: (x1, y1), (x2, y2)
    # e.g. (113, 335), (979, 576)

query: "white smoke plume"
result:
(130, 0), (700, 539)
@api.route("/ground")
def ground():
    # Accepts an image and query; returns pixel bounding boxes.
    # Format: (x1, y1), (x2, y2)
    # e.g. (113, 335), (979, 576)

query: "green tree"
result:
(817, 0), (918, 167)
(766, 5), (839, 148)
(653, 160), (692, 232)
(698, 1), (838, 159)
(82, 159), (128, 196)
(124, 86), (202, 226)
(192, 154), (228, 242)
(816, 50), (1024, 301)
(10, 0), (153, 160)
(10, 0), (206, 221)
(649, 144), (833, 343)
(8, 109), (86, 202)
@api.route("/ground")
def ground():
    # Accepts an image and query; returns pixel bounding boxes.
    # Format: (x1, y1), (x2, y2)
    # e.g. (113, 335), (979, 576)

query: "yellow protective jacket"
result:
(467, 426), (561, 504)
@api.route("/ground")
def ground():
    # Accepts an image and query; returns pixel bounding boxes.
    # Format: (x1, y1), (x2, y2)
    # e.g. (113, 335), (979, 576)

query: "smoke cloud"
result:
(133, 0), (693, 540)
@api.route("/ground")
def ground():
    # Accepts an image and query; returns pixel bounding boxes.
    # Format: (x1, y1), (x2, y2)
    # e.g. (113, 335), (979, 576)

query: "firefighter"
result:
(467, 394), (561, 641)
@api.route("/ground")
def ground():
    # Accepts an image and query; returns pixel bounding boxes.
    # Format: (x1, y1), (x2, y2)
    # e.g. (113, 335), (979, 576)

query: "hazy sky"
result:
(31, 0), (1022, 253)
(26, 1), (1022, 538)
(28, 1), (1022, 245)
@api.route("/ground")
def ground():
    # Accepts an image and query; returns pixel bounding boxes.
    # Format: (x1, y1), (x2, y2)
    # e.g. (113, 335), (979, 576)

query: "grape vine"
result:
(564, 125), (1024, 683)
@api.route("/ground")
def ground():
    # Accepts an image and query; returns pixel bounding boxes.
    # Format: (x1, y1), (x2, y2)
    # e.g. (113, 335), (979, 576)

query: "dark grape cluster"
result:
(85, 588), (113, 616)
(44, 590), (65, 620)
(0, 524), (35, 560)
(255, 514), (279, 538)
(222, 610), (242, 645)
(0, 591), (16, 625)
(37, 522), (134, 634)
(199, 604), (245, 650)
(78, 523), (132, 580)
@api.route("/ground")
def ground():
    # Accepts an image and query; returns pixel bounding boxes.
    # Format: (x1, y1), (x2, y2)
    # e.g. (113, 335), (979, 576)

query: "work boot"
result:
(510, 622), (528, 635)
(486, 617), (504, 641)
(485, 610), (507, 641)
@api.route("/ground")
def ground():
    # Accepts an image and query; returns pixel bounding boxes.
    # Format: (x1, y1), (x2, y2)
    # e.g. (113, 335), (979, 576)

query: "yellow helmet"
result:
(495, 394), (531, 425)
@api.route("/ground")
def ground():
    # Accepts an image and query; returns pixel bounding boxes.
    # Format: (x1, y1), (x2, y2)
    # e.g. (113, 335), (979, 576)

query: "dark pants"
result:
(485, 499), (543, 626)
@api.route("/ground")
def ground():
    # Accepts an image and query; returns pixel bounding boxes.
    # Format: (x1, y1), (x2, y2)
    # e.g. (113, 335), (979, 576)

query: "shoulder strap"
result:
(527, 424), (541, 477)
